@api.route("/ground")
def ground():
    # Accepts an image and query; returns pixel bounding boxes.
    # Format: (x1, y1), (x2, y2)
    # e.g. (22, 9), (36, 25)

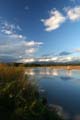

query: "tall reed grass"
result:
(0, 64), (63, 120)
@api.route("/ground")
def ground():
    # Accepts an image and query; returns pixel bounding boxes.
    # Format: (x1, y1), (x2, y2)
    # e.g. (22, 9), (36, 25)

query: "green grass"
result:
(0, 64), (63, 120)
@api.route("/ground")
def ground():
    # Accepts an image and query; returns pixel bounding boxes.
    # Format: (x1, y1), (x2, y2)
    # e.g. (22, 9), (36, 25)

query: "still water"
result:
(25, 67), (80, 120)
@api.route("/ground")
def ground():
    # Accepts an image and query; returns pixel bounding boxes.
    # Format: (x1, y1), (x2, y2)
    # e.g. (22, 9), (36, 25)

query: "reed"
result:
(0, 64), (63, 120)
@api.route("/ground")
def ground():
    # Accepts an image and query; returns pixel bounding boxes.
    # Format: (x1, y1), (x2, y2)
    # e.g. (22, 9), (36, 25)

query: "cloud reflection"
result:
(25, 68), (73, 78)
(74, 114), (80, 120)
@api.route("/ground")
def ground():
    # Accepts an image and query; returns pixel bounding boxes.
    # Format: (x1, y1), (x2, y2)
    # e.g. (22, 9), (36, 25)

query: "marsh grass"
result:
(0, 64), (63, 120)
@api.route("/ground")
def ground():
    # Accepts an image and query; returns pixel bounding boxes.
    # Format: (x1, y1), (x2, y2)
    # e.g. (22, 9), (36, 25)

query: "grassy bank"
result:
(0, 64), (63, 120)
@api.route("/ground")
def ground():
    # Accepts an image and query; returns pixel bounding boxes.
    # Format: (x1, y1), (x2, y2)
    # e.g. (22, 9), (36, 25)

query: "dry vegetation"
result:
(0, 64), (63, 120)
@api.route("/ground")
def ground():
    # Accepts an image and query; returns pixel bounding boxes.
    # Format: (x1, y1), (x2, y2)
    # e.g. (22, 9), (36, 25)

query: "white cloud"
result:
(74, 48), (80, 52)
(1, 21), (24, 40)
(38, 56), (73, 63)
(56, 56), (72, 62)
(1, 29), (12, 35)
(0, 20), (43, 62)
(67, 6), (80, 21)
(9, 34), (25, 39)
(19, 58), (35, 63)
(70, 0), (76, 3)
(41, 9), (66, 31)
(2, 21), (16, 32)
(38, 58), (51, 62)
(0, 35), (43, 62)
(41, 6), (80, 32)
(24, 41), (43, 47)
(14, 48), (80, 63)
(18, 55), (80, 63)
(25, 48), (36, 54)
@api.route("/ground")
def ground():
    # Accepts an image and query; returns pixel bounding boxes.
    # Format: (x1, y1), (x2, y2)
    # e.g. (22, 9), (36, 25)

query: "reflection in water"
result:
(74, 115), (80, 120)
(25, 67), (73, 78)
(25, 69), (35, 75)
(48, 104), (71, 120)
(25, 67), (80, 120)
(66, 70), (72, 77)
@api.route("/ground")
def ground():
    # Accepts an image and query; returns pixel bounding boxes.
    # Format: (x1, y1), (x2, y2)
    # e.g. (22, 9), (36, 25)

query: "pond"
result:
(25, 67), (80, 120)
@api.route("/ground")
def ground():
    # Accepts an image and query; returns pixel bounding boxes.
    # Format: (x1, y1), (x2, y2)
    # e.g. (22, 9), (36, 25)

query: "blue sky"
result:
(0, 0), (80, 62)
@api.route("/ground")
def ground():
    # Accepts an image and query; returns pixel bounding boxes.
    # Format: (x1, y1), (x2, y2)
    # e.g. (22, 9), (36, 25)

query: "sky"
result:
(0, 0), (80, 63)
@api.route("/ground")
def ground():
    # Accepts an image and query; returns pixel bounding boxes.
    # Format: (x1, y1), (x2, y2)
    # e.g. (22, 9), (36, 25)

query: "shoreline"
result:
(25, 65), (80, 70)
(1, 63), (80, 70)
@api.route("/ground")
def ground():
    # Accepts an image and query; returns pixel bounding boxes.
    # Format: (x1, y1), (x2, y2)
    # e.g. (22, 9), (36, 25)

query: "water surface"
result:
(25, 67), (80, 120)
